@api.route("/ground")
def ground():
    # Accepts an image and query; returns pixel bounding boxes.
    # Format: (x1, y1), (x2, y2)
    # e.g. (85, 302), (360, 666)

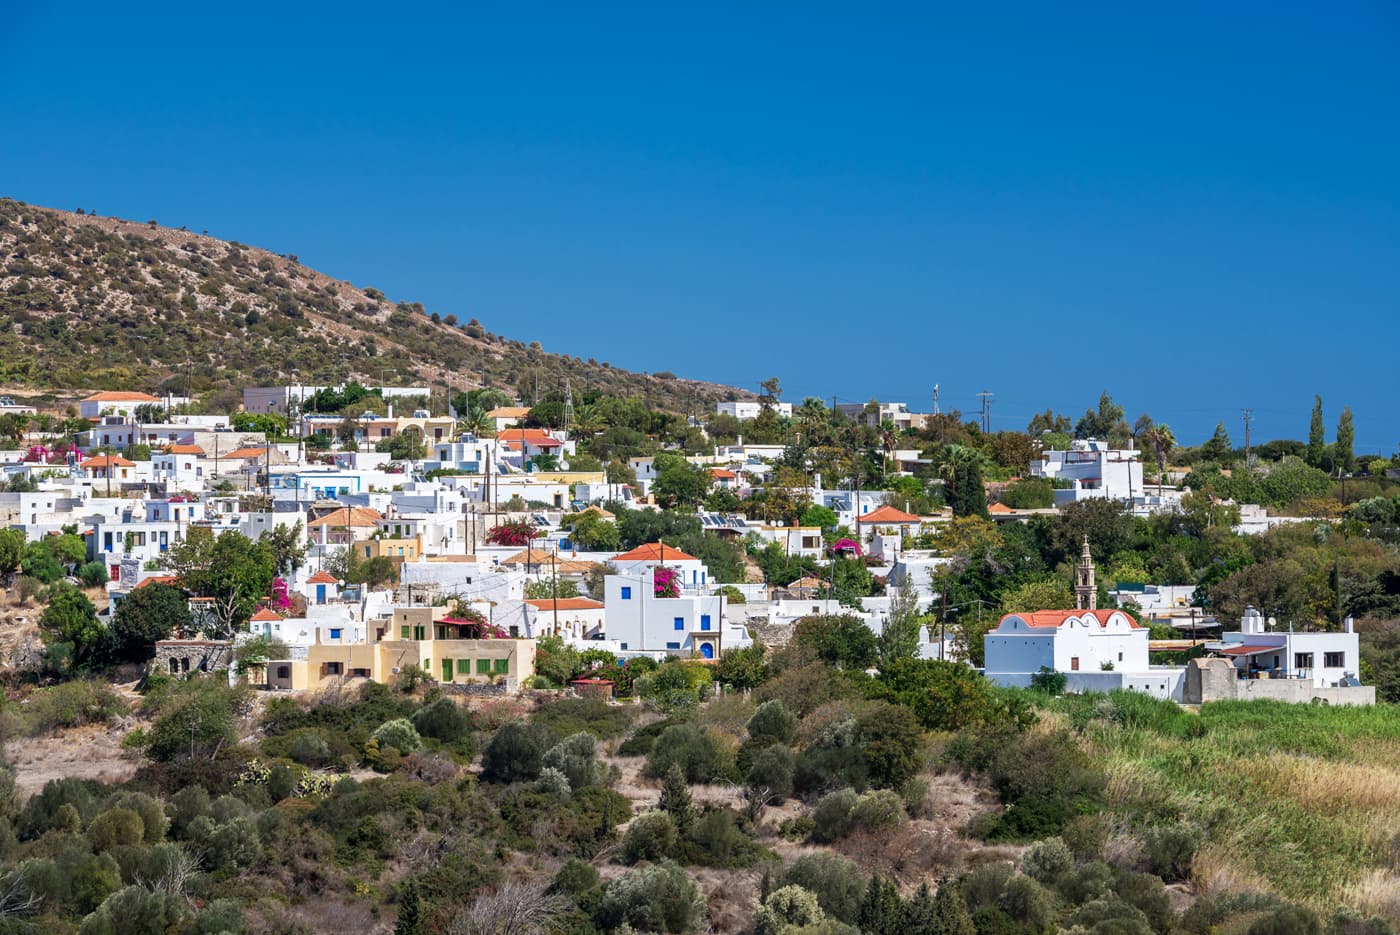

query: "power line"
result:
(976, 390), (994, 434)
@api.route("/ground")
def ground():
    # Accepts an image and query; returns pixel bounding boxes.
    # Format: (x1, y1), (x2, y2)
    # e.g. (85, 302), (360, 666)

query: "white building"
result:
(1208, 607), (1362, 686)
(602, 571), (747, 658)
(715, 400), (793, 420)
(609, 542), (711, 591)
(1031, 439), (1144, 507)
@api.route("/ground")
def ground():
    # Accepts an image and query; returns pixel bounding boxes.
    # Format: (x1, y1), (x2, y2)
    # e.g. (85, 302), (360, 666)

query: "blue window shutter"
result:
(621, 586), (631, 600)
(701, 615), (711, 631)
(674, 617), (684, 631)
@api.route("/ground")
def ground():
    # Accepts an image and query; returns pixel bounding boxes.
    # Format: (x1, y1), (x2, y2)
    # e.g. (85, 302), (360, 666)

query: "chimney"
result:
(1345, 615), (1355, 633)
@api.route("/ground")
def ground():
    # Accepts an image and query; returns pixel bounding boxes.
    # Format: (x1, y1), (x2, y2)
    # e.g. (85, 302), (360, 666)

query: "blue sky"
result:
(2, 2), (1398, 452)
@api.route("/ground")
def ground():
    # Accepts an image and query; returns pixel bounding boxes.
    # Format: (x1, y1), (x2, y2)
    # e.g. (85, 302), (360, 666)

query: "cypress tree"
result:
(859, 874), (904, 935)
(1307, 395), (1326, 467)
(1336, 406), (1355, 475)
(930, 878), (975, 935)
(395, 879), (424, 935)
(657, 764), (693, 833)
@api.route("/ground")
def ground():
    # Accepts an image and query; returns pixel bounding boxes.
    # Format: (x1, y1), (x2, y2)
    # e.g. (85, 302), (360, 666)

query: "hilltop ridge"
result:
(0, 198), (746, 412)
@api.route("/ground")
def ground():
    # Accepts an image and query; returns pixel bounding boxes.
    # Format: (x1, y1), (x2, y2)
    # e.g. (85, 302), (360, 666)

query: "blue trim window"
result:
(329, 628), (342, 640)
(700, 615), (711, 631)
(674, 617), (685, 631)
(620, 586), (632, 600)
(666, 641), (681, 649)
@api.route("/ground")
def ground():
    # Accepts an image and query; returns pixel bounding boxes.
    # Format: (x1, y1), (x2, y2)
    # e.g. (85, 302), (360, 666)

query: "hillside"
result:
(0, 198), (746, 413)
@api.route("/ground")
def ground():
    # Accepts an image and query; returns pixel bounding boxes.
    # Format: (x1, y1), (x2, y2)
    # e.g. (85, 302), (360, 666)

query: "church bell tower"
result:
(1075, 536), (1097, 610)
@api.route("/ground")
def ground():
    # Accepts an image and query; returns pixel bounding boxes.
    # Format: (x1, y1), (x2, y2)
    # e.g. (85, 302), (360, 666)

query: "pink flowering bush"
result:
(653, 566), (681, 598)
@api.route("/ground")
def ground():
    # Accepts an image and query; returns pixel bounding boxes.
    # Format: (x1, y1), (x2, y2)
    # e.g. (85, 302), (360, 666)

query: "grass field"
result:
(1046, 692), (1400, 919)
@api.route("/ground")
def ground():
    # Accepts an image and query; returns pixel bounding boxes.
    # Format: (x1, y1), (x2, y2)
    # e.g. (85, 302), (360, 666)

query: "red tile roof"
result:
(523, 597), (605, 611)
(1001, 609), (1144, 630)
(134, 575), (179, 590)
(307, 507), (383, 528)
(987, 502), (1014, 514)
(221, 447), (268, 460)
(612, 542), (700, 563)
(858, 505), (921, 524)
(250, 608), (283, 622)
(82, 454), (135, 468)
(709, 469), (737, 479)
(164, 444), (206, 455)
(306, 571), (338, 585)
(83, 391), (160, 402)
(498, 429), (564, 448)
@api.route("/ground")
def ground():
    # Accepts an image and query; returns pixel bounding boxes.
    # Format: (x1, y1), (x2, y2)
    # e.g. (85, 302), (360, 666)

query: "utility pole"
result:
(1242, 408), (1253, 467)
(977, 390), (994, 434)
(563, 379), (575, 432)
(932, 384), (940, 416)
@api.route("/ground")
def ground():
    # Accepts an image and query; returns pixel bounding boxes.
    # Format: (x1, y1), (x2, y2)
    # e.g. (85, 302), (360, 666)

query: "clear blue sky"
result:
(3, 2), (1398, 452)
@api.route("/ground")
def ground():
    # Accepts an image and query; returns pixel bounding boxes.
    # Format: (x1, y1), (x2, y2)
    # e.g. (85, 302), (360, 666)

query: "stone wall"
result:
(1183, 657), (1375, 706)
(152, 640), (233, 677)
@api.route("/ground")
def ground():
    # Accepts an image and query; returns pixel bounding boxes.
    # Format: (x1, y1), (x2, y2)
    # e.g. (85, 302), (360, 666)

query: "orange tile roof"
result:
(612, 542), (700, 563)
(83, 391), (161, 402)
(307, 507), (383, 528)
(987, 502), (1014, 514)
(134, 575), (180, 590)
(164, 444), (206, 455)
(858, 505), (921, 524)
(487, 406), (531, 418)
(523, 597), (605, 611)
(221, 447), (268, 460)
(306, 570), (338, 585)
(250, 608), (283, 622)
(1003, 609), (1144, 630)
(709, 469), (737, 479)
(498, 428), (564, 448)
(82, 454), (135, 468)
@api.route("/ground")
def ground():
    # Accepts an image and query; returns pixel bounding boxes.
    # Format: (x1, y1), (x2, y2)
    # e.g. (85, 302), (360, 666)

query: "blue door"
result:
(316, 585), (326, 604)
(700, 643), (714, 659)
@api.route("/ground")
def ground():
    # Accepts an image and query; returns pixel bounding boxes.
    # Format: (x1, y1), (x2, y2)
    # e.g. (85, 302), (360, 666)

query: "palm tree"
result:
(1142, 423), (1176, 481)
(878, 420), (899, 482)
(458, 406), (492, 438)
(572, 403), (604, 435)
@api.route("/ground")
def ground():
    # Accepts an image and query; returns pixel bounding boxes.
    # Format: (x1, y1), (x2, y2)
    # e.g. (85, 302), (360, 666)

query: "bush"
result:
(747, 744), (796, 803)
(206, 816), (261, 871)
(685, 808), (757, 868)
(287, 730), (334, 767)
(596, 860), (706, 933)
(811, 788), (859, 843)
(531, 696), (633, 740)
(79, 883), (192, 935)
(1030, 666), (1068, 695)
(622, 810), (678, 864)
(782, 852), (866, 924)
(755, 885), (827, 935)
(1023, 836), (1074, 884)
(370, 718), (422, 754)
(20, 680), (126, 735)
(87, 807), (145, 851)
(481, 720), (552, 783)
(543, 732), (602, 790)
(643, 724), (733, 784)
(1117, 872), (1175, 934)
(848, 789), (906, 833)
(747, 700), (798, 746)
(411, 697), (473, 742)
(1249, 906), (1324, 935)
(109, 792), (166, 843)
(78, 561), (109, 587)
(1145, 821), (1202, 883)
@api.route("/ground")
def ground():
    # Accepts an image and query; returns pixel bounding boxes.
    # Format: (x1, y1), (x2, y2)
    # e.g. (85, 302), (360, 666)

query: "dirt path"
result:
(6, 723), (140, 795)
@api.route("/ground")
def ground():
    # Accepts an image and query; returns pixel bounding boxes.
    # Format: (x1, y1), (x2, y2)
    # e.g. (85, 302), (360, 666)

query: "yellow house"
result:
(264, 605), (535, 692)
(355, 535), (423, 562)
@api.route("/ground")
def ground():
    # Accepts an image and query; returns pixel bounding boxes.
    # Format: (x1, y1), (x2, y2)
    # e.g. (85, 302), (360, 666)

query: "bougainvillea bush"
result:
(486, 520), (541, 546)
(653, 566), (681, 598)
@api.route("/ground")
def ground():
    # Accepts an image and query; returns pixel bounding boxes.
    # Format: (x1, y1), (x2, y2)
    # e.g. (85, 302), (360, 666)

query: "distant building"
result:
(715, 400), (793, 420)
(1030, 438), (1145, 507)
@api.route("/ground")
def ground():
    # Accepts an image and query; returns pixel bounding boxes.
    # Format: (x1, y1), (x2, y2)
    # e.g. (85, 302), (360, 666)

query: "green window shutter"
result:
(456, 658), (470, 674)
(493, 658), (509, 674)
(400, 625), (410, 639)
(476, 658), (491, 675)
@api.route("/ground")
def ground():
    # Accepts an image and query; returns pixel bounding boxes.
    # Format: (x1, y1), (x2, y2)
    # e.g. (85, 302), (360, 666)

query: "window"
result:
(674, 617), (685, 631)
(276, 665), (290, 679)
(1294, 652), (1314, 669)
(1070, 657), (1080, 671)
(413, 626), (426, 641)
(457, 659), (470, 674)
(1324, 652), (1345, 667)
(329, 628), (342, 640)
(326, 662), (343, 675)
(700, 615), (711, 631)
(400, 625), (411, 639)
(621, 586), (632, 600)
(493, 658), (508, 674)
(666, 642), (681, 649)
(476, 658), (491, 675)
(620, 643), (628, 650)
(1117, 652), (1123, 662)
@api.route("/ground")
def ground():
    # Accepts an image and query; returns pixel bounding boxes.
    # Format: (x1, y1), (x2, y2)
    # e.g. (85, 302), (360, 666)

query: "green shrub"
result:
(16, 777), (102, 839)
(1072, 896), (1154, 935)
(370, 718), (422, 754)
(1145, 821), (1202, 883)
(287, 730), (334, 767)
(167, 786), (211, 839)
(596, 860), (706, 933)
(1116, 872), (1175, 934)
(781, 852), (866, 924)
(1249, 906), (1324, 935)
(481, 720), (552, 783)
(206, 817), (260, 871)
(87, 807), (145, 851)
(755, 885), (827, 935)
(618, 717), (677, 757)
(747, 744), (796, 803)
(1022, 836), (1074, 884)
(848, 789), (906, 833)
(685, 808), (759, 868)
(79, 883), (193, 935)
(810, 788), (858, 843)
(643, 724), (733, 784)
(747, 700), (798, 746)
(21, 680), (126, 735)
(78, 561), (109, 587)
(622, 810), (678, 864)
(531, 696), (633, 740)
(108, 792), (166, 843)
(543, 732), (602, 790)
(411, 697), (473, 742)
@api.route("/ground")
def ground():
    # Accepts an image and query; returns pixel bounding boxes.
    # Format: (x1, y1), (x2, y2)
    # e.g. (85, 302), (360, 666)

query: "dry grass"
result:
(1347, 870), (1400, 922)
